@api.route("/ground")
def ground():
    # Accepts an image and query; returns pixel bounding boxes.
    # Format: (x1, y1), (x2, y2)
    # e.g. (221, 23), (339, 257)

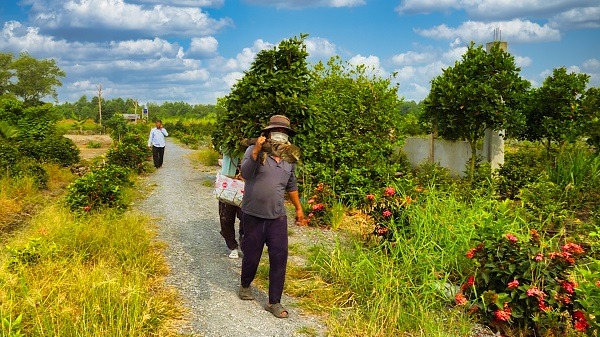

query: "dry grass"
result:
(64, 134), (112, 160)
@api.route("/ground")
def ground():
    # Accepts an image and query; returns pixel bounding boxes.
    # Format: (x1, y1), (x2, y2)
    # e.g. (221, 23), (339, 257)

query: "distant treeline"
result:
(56, 96), (222, 121)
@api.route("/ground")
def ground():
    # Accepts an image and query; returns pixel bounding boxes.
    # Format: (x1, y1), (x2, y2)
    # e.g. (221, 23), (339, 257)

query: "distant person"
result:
(219, 152), (244, 259)
(147, 120), (168, 168)
(238, 115), (305, 319)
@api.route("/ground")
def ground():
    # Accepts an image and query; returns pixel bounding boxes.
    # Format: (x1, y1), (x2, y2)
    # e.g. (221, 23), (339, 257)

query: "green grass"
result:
(0, 166), (183, 336)
(276, 187), (530, 336)
(190, 148), (220, 167)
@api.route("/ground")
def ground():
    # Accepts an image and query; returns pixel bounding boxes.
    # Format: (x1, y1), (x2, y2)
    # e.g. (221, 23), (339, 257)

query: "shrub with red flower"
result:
(303, 183), (333, 227)
(461, 228), (593, 335)
(573, 311), (590, 332)
(455, 293), (468, 306)
(363, 184), (415, 240)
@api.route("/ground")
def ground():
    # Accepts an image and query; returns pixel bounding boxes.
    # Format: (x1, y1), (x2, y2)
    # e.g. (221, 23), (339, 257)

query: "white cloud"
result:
(305, 37), (337, 59)
(222, 72), (245, 88)
(348, 54), (388, 77)
(416, 19), (561, 43)
(188, 36), (219, 58)
(515, 55), (532, 68)
(244, 0), (365, 9)
(442, 46), (467, 63)
(583, 59), (600, 72)
(549, 6), (600, 29)
(165, 68), (210, 81)
(128, 0), (224, 7)
(22, 0), (232, 38)
(391, 51), (435, 66)
(396, 0), (598, 20)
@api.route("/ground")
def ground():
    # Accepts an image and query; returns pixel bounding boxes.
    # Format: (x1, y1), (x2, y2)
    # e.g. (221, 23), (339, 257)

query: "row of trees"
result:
(422, 42), (599, 180)
(56, 96), (220, 123)
(0, 52), (65, 106)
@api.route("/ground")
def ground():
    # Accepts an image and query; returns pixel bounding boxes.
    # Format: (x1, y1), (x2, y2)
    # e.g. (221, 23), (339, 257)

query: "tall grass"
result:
(190, 148), (220, 167)
(0, 199), (182, 336)
(304, 188), (527, 336)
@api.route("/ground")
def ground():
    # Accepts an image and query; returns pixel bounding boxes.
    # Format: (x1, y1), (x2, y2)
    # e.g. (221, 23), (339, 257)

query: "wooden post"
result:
(96, 84), (103, 129)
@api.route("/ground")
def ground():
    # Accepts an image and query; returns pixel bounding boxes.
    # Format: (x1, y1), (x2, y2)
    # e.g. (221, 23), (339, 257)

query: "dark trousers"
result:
(218, 201), (244, 250)
(240, 213), (288, 304)
(152, 146), (165, 168)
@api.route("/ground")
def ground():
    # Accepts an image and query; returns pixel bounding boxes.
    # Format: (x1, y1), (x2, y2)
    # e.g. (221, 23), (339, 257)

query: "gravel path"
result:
(138, 140), (325, 337)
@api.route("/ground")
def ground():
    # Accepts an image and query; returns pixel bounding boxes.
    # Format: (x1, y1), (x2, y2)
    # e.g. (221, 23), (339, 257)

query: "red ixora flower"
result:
(455, 293), (468, 306)
(494, 305), (511, 322)
(366, 194), (375, 201)
(573, 311), (590, 332)
(596, 280), (600, 287)
(561, 280), (577, 294)
(382, 210), (392, 218)
(312, 203), (324, 211)
(308, 199), (315, 204)
(308, 213), (314, 218)
(507, 279), (519, 290)
(534, 253), (544, 262)
(562, 242), (585, 254)
(376, 227), (388, 235)
(538, 300), (551, 312)
(461, 275), (475, 292)
(505, 233), (518, 243)
(465, 248), (477, 259)
(384, 187), (395, 196)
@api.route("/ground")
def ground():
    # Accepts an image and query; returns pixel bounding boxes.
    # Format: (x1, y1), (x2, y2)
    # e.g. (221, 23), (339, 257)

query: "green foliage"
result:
(212, 34), (311, 157)
(422, 42), (529, 181)
(304, 183), (335, 227)
(193, 148), (220, 166)
(65, 165), (133, 212)
(86, 141), (102, 148)
(575, 259), (600, 333)
(14, 159), (49, 189)
(6, 237), (58, 271)
(299, 57), (406, 196)
(496, 150), (545, 199)
(106, 133), (150, 173)
(521, 67), (590, 147)
(104, 113), (131, 141)
(581, 87), (600, 152)
(462, 230), (592, 335)
(1, 313), (24, 337)
(5, 52), (65, 106)
(0, 142), (20, 173)
(362, 184), (413, 239)
(19, 133), (80, 166)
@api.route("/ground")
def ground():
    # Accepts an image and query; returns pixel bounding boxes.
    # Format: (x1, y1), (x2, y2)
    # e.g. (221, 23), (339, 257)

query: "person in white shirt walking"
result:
(147, 120), (169, 169)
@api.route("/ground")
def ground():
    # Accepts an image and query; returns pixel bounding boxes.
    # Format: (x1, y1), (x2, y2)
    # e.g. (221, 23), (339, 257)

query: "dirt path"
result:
(138, 140), (325, 337)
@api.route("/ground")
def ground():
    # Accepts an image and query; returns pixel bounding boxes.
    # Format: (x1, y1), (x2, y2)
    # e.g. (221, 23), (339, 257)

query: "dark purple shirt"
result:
(240, 145), (298, 219)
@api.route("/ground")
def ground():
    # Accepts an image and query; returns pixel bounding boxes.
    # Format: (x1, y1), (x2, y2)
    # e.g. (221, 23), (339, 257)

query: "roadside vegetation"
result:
(0, 53), (182, 336)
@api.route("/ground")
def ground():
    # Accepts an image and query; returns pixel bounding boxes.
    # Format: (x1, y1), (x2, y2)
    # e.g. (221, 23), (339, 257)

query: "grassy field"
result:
(0, 166), (183, 336)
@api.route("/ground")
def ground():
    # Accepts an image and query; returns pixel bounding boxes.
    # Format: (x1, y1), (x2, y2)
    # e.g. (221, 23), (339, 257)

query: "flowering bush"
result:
(363, 185), (417, 240)
(575, 259), (600, 334)
(304, 183), (333, 227)
(458, 229), (596, 335)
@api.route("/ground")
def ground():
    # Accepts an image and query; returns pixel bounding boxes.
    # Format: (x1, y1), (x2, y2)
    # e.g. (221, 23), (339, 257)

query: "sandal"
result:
(238, 286), (254, 300)
(266, 303), (289, 318)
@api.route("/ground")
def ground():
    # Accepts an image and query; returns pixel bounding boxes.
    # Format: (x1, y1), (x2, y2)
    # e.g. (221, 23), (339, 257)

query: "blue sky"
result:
(0, 0), (598, 104)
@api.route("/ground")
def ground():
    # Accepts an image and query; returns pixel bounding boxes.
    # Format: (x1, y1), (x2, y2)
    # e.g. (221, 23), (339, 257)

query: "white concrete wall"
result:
(402, 131), (505, 177)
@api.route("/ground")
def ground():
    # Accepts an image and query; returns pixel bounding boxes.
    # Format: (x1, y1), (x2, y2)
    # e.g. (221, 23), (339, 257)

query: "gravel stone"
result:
(138, 140), (325, 337)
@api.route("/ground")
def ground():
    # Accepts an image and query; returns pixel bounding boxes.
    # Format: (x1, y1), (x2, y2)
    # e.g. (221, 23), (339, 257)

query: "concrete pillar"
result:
(483, 129), (505, 171)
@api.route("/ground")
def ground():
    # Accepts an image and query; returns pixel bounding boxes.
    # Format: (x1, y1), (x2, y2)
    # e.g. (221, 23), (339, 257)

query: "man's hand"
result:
(295, 208), (307, 226)
(251, 136), (267, 161)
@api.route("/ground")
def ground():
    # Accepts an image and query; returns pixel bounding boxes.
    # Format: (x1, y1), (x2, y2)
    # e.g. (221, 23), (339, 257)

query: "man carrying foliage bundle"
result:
(237, 115), (306, 319)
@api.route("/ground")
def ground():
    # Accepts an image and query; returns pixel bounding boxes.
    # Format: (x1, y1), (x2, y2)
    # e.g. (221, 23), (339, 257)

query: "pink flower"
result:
(505, 233), (518, 243)
(384, 187), (395, 196)
(561, 280), (577, 294)
(562, 243), (585, 254)
(455, 293), (467, 306)
(534, 253), (544, 262)
(526, 286), (546, 299)
(308, 213), (314, 218)
(366, 194), (375, 201)
(377, 227), (388, 235)
(507, 280), (519, 289)
(308, 199), (315, 204)
(312, 203), (324, 211)
(596, 280), (600, 287)
(382, 210), (392, 218)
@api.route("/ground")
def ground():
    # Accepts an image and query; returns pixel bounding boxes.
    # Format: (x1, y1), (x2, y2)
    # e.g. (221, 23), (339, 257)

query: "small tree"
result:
(521, 67), (590, 152)
(422, 42), (529, 181)
(581, 87), (600, 152)
(10, 52), (65, 106)
(212, 34), (312, 156)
